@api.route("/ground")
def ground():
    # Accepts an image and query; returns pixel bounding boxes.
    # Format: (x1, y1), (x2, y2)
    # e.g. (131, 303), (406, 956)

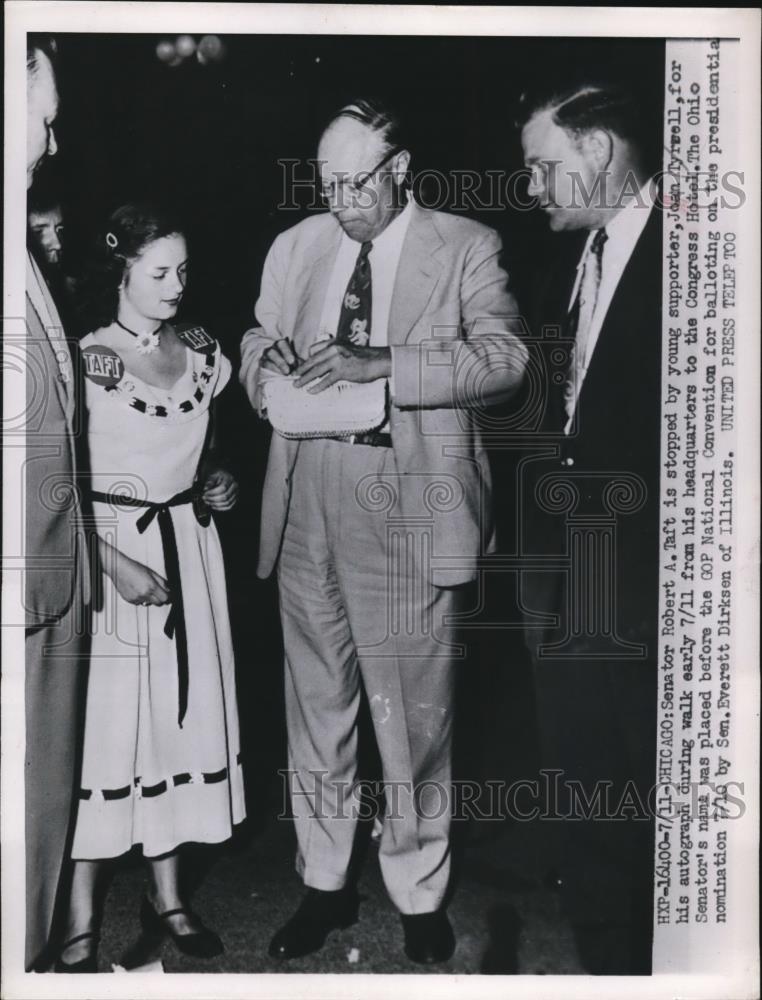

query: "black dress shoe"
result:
(401, 911), (455, 964)
(140, 896), (224, 958)
(54, 931), (99, 973)
(268, 887), (359, 960)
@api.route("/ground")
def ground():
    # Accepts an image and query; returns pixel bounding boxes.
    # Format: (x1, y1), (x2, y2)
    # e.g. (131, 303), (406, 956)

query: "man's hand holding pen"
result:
(261, 337), (391, 393)
(261, 338), (302, 375)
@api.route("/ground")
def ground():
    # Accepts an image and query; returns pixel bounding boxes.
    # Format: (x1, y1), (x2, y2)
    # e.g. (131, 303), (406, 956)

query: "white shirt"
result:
(318, 196), (415, 346)
(564, 180), (654, 430)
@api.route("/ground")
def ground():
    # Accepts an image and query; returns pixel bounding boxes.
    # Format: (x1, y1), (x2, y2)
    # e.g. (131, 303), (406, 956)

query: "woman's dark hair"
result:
(77, 203), (185, 332)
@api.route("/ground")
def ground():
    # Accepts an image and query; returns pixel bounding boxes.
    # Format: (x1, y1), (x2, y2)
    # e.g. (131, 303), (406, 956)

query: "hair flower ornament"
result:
(105, 231), (119, 249)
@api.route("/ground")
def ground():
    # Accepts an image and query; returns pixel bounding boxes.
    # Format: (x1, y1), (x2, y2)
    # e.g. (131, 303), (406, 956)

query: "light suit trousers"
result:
(25, 604), (87, 970)
(277, 437), (460, 914)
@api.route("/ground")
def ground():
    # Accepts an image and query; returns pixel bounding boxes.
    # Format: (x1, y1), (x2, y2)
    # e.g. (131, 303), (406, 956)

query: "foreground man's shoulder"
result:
(276, 211), (338, 248)
(415, 206), (502, 251)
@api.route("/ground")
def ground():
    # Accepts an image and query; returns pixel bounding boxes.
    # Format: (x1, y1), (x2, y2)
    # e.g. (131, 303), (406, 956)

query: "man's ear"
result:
(392, 148), (411, 187)
(583, 128), (613, 171)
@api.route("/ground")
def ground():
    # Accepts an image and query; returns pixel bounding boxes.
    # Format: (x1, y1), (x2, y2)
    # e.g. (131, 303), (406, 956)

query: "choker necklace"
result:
(116, 318), (163, 356)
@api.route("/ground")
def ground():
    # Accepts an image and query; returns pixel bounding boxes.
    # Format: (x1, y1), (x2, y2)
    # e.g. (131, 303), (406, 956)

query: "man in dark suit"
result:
(24, 35), (89, 971)
(516, 83), (662, 974)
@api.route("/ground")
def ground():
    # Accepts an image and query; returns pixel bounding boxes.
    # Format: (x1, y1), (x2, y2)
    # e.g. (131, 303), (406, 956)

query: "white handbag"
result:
(262, 374), (388, 439)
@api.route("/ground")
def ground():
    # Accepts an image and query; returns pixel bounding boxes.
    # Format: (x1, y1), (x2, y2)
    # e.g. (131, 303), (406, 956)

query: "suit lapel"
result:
(388, 206), (444, 345)
(548, 231), (587, 328)
(293, 206), (445, 350)
(26, 290), (72, 421)
(577, 207), (660, 412)
(292, 222), (342, 354)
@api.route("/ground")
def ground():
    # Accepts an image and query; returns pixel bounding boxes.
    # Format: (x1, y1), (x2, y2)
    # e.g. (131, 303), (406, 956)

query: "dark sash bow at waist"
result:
(89, 487), (209, 727)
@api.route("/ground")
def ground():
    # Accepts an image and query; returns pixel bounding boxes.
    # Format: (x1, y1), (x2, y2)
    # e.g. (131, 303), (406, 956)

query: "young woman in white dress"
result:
(56, 204), (245, 972)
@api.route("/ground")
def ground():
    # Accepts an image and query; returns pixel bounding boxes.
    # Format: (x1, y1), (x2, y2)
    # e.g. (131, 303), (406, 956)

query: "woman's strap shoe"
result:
(54, 931), (99, 973)
(140, 896), (224, 958)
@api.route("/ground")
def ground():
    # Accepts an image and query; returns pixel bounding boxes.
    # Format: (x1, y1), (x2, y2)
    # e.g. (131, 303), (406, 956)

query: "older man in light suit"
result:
(24, 36), (89, 971)
(241, 98), (526, 964)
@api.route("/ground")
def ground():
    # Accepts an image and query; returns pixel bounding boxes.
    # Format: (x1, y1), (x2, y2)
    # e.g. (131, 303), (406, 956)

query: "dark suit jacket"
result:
(519, 207), (662, 656)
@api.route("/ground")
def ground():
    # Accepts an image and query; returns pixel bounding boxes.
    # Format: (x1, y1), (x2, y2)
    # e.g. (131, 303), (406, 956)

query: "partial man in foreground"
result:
(241, 98), (527, 965)
(517, 82), (662, 974)
(24, 35), (89, 971)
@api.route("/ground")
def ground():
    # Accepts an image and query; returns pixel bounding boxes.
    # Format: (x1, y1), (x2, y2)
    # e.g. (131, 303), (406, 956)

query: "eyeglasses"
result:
(320, 146), (404, 206)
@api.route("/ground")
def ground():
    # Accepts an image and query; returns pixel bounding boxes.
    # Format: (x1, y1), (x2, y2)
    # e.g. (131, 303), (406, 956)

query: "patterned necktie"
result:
(561, 227), (608, 426)
(336, 241), (373, 346)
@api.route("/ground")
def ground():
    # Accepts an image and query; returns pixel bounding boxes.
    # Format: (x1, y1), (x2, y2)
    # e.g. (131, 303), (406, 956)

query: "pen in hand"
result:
(261, 337), (302, 376)
(284, 338), (303, 374)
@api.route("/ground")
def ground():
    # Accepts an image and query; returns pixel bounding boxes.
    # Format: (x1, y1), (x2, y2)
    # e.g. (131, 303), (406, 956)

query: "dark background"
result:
(37, 32), (665, 828)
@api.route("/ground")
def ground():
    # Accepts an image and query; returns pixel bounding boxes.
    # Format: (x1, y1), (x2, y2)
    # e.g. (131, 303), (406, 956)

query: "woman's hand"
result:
(202, 468), (238, 511)
(106, 549), (170, 606)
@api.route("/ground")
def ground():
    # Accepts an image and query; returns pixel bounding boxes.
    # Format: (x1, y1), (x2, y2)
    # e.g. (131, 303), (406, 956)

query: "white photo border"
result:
(3, 4), (759, 999)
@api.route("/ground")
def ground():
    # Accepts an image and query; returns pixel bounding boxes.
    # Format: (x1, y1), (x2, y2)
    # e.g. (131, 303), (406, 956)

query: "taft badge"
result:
(175, 325), (216, 352)
(82, 345), (124, 387)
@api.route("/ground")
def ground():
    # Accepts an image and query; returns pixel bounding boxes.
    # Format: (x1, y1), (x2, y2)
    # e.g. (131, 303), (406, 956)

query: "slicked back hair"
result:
(516, 83), (659, 172)
(323, 97), (408, 155)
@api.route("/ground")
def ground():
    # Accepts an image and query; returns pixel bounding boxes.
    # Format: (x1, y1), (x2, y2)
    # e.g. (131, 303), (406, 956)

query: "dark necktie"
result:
(336, 241), (373, 346)
(550, 227), (608, 432)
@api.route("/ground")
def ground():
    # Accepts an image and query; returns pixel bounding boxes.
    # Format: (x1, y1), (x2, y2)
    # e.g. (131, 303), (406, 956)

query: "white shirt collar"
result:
(561, 179), (655, 433)
(601, 177), (655, 253)
(340, 194), (415, 256)
(576, 178), (655, 268)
